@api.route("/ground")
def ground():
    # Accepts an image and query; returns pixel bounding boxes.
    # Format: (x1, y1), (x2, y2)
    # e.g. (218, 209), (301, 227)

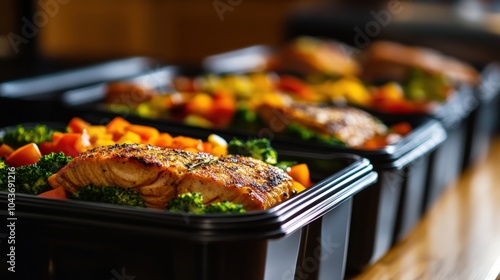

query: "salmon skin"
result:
(48, 143), (294, 210)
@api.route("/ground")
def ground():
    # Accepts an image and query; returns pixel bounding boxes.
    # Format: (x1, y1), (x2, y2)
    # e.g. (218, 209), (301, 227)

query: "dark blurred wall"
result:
(0, 0), (22, 58)
(25, 0), (317, 64)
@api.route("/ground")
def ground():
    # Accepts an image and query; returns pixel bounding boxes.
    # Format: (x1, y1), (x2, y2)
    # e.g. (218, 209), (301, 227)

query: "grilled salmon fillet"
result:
(178, 155), (292, 210)
(361, 41), (480, 85)
(48, 144), (293, 210)
(257, 103), (386, 147)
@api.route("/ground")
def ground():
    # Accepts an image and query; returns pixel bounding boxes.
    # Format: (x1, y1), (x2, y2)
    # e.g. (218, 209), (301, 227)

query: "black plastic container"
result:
(281, 7), (500, 212)
(270, 116), (446, 274)
(0, 128), (376, 280)
(0, 57), (162, 127)
(61, 69), (446, 274)
(419, 83), (477, 211)
(462, 63), (500, 170)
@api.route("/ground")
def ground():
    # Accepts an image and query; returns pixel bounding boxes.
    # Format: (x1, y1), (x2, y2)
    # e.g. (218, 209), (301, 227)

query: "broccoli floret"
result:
(1, 124), (55, 150)
(227, 138), (278, 165)
(286, 123), (346, 147)
(205, 201), (246, 214)
(230, 106), (266, 132)
(12, 152), (73, 195)
(0, 152), (71, 195)
(166, 192), (246, 214)
(15, 165), (52, 195)
(0, 159), (7, 191)
(36, 152), (72, 174)
(166, 192), (205, 214)
(404, 69), (450, 102)
(70, 185), (146, 207)
(233, 106), (258, 123)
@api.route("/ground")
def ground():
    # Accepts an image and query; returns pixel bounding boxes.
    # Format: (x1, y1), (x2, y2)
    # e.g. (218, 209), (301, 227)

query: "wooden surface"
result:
(351, 137), (500, 280)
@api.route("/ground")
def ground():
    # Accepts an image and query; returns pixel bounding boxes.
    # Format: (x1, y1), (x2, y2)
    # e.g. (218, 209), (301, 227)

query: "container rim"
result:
(0, 56), (161, 99)
(0, 158), (375, 243)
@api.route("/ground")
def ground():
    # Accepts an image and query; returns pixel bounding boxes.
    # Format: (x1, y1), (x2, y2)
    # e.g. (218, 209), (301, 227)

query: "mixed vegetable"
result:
(105, 72), (414, 149)
(98, 37), (480, 151)
(0, 117), (313, 213)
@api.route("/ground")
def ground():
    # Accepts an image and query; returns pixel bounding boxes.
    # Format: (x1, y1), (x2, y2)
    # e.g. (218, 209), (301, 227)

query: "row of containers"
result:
(0, 35), (499, 280)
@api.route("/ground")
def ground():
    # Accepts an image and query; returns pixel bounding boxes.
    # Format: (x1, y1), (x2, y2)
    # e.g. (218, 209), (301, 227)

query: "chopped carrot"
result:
(202, 142), (213, 154)
(126, 124), (160, 143)
(287, 163), (312, 188)
(360, 136), (388, 150)
(184, 147), (200, 153)
(38, 186), (67, 199)
(106, 117), (131, 140)
(171, 136), (204, 151)
(51, 131), (65, 144)
(5, 143), (42, 167)
(86, 126), (111, 145)
(38, 141), (56, 156)
(211, 145), (227, 156)
(67, 117), (91, 133)
(155, 133), (173, 147)
(185, 93), (214, 116)
(0, 143), (14, 158)
(277, 75), (315, 101)
(209, 92), (236, 127)
(291, 180), (307, 194)
(116, 131), (141, 144)
(391, 122), (412, 136)
(54, 132), (90, 157)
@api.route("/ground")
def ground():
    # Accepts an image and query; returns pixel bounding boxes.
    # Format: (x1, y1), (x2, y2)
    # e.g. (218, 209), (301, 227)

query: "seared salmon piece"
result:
(257, 103), (386, 147)
(48, 144), (213, 208)
(361, 41), (480, 85)
(48, 143), (293, 210)
(178, 155), (293, 210)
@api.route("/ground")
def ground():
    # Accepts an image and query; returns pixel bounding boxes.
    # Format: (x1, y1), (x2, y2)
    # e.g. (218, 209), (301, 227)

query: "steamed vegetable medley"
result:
(105, 72), (414, 149)
(0, 117), (313, 213)
(105, 37), (479, 140)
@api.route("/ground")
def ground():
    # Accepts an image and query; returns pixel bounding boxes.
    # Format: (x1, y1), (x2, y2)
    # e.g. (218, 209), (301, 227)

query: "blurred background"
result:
(0, 0), (316, 65)
(0, 0), (499, 71)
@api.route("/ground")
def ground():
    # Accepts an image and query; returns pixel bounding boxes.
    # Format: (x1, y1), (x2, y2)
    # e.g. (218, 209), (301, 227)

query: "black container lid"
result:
(0, 57), (161, 100)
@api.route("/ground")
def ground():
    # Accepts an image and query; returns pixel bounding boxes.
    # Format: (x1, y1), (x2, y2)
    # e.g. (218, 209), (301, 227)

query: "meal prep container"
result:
(423, 84), (477, 209)
(462, 63), (500, 170)
(0, 121), (377, 280)
(282, 9), (500, 210)
(270, 116), (446, 274)
(60, 66), (447, 274)
(0, 56), (162, 127)
(205, 49), (457, 267)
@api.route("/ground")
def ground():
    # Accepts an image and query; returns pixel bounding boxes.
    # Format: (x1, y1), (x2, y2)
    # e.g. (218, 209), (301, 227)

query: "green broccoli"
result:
(166, 192), (246, 214)
(13, 152), (73, 195)
(36, 152), (73, 174)
(0, 159), (7, 192)
(285, 123), (346, 147)
(1, 124), (55, 150)
(404, 69), (450, 102)
(230, 106), (261, 130)
(227, 138), (278, 165)
(166, 192), (205, 214)
(14, 165), (52, 195)
(205, 201), (246, 214)
(70, 185), (146, 207)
